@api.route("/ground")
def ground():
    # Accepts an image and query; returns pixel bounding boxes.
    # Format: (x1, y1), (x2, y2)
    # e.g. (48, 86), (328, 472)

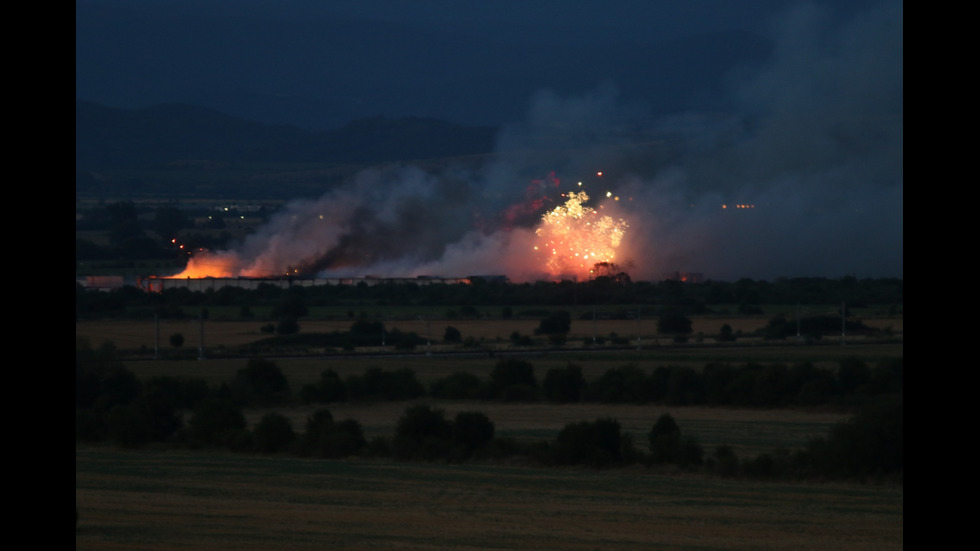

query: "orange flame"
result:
(533, 191), (628, 279)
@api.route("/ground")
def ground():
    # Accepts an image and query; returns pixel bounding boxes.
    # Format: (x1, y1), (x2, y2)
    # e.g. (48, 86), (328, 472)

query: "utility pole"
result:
(154, 314), (160, 359)
(840, 301), (846, 346)
(592, 305), (597, 346)
(796, 302), (801, 340)
(198, 310), (206, 360)
(636, 306), (642, 349)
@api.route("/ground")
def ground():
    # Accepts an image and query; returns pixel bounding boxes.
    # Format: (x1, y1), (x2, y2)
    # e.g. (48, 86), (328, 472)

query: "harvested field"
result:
(76, 447), (903, 551)
(76, 314), (902, 550)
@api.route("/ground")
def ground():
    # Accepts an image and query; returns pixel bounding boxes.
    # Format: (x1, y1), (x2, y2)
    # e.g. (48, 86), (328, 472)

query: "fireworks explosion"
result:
(533, 190), (628, 280)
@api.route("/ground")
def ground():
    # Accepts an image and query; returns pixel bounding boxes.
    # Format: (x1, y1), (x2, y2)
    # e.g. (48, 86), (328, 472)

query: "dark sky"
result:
(76, 0), (903, 281)
(77, 0), (879, 130)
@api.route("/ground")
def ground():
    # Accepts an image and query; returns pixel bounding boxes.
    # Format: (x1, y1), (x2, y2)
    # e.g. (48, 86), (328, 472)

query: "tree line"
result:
(302, 357), (901, 409)
(76, 340), (902, 483)
(77, 275), (902, 315)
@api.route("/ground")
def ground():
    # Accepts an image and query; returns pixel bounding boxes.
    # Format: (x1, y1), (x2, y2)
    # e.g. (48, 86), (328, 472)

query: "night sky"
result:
(76, 0), (903, 281)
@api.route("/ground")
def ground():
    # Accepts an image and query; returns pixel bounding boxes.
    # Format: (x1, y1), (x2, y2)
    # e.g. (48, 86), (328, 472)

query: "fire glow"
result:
(533, 191), (628, 279)
(165, 170), (631, 283)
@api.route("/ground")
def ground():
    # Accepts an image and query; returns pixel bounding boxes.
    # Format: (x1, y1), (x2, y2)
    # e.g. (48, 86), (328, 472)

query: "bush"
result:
(76, 362), (143, 411)
(452, 411), (495, 457)
(252, 412), (295, 453)
(300, 369), (347, 404)
(345, 367), (424, 401)
(184, 396), (246, 448)
(303, 408), (367, 458)
(443, 326), (462, 343)
(542, 364), (585, 403)
(142, 376), (210, 410)
(169, 333), (185, 348)
(553, 418), (623, 467)
(489, 358), (537, 400)
(803, 396), (903, 479)
(535, 311), (571, 336)
(712, 445), (739, 477)
(648, 414), (682, 464)
(430, 371), (485, 400)
(646, 413), (703, 468)
(276, 317), (300, 335)
(105, 403), (154, 448)
(230, 358), (291, 405)
(392, 404), (453, 461)
(588, 365), (651, 403)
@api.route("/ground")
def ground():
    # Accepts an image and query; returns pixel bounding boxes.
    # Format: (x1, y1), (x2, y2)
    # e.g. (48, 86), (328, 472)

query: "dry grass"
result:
(76, 447), (903, 551)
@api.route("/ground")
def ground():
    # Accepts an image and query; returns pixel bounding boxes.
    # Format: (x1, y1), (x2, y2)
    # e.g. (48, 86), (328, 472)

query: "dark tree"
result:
(392, 404), (453, 460)
(648, 413), (682, 463)
(452, 411), (495, 453)
(252, 412), (296, 453)
(443, 325), (462, 343)
(429, 371), (484, 400)
(272, 293), (308, 320)
(489, 358), (537, 400)
(302, 408), (366, 458)
(230, 358), (291, 405)
(712, 445), (739, 477)
(657, 310), (693, 334)
(300, 369), (348, 404)
(276, 317), (300, 335)
(185, 396), (246, 447)
(535, 311), (571, 336)
(554, 418), (623, 467)
(169, 333), (184, 348)
(542, 364), (585, 403)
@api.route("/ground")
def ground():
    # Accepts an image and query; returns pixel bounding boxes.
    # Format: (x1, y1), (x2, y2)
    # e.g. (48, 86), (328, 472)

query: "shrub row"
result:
(77, 341), (902, 481)
(302, 357), (902, 409)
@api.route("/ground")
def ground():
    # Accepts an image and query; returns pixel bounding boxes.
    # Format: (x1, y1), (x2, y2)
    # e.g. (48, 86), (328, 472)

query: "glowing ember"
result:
(534, 191), (628, 279)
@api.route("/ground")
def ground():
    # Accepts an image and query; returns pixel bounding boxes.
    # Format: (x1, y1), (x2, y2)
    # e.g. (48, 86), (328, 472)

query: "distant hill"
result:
(75, 100), (498, 171)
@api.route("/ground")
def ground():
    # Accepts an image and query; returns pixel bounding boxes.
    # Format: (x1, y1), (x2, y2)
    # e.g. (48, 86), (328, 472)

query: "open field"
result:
(77, 312), (903, 549)
(76, 446), (903, 551)
(76, 317), (772, 350)
(109, 339), (904, 390)
(75, 314), (902, 356)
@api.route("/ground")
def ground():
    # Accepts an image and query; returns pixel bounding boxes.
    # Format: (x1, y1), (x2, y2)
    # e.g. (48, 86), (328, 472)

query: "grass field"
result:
(76, 446), (903, 551)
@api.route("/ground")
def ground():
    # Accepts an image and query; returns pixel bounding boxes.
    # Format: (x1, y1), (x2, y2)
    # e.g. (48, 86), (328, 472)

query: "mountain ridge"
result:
(76, 100), (499, 172)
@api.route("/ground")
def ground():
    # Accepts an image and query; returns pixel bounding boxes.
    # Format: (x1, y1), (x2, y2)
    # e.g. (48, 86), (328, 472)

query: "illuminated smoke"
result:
(171, 1), (901, 282)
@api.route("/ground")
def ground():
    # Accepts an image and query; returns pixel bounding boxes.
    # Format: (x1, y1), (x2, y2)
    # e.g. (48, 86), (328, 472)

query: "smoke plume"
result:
(179, 0), (902, 282)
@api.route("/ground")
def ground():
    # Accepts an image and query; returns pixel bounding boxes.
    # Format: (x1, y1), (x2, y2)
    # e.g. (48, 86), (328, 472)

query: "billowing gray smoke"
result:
(187, 0), (902, 282)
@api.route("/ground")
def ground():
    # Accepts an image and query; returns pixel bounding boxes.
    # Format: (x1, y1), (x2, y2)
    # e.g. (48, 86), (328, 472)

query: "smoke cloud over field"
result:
(178, 1), (902, 282)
